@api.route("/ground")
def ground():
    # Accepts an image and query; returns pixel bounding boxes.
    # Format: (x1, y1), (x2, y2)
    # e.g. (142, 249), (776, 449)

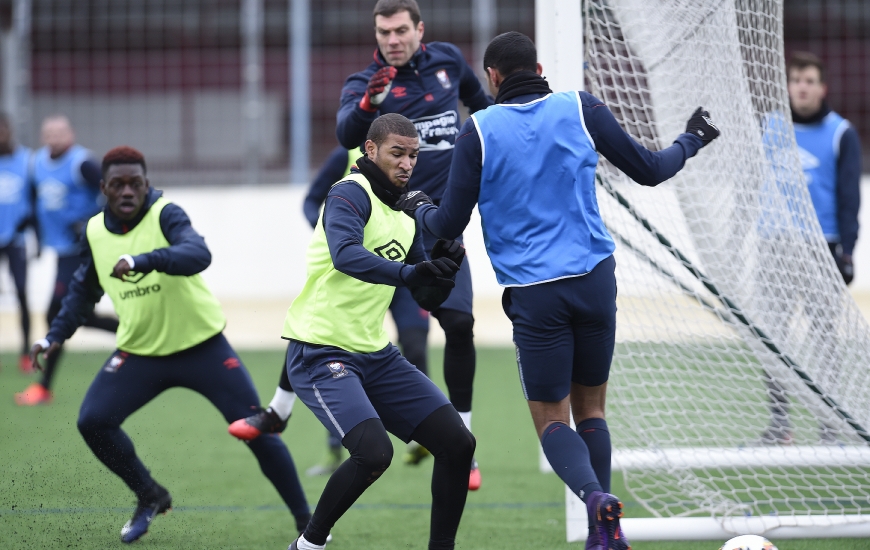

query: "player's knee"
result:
(77, 411), (110, 437)
(437, 310), (474, 341)
(344, 419), (393, 475)
(398, 327), (428, 370)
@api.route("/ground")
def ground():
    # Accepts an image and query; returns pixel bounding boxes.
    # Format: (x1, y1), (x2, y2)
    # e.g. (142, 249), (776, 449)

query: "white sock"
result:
(268, 387), (296, 421)
(458, 411), (472, 432)
(295, 534), (325, 550)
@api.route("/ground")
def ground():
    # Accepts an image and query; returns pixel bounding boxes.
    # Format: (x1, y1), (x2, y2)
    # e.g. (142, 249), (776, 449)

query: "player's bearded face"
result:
(374, 11), (424, 67)
(788, 66), (826, 117)
(370, 135), (419, 188)
(102, 164), (150, 221)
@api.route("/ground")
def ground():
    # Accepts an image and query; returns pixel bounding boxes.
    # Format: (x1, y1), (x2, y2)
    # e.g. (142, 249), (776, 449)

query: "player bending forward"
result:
(30, 147), (311, 544)
(397, 32), (720, 550)
(284, 113), (475, 550)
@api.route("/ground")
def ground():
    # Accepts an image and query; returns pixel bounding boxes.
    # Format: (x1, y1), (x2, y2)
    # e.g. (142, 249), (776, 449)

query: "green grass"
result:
(0, 348), (866, 549)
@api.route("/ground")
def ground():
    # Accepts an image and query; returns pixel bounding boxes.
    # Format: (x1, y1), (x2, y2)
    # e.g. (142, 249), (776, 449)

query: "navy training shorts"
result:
(501, 255), (617, 402)
(286, 340), (450, 443)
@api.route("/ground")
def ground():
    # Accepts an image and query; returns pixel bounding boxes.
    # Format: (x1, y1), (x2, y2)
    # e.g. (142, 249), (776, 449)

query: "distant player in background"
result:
(229, 144), (432, 476)
(335, 0), (492, 490)
(397, 32), (719, 549)
(30, 146), (311, 543)
(284, 114), (474, 550)
(759, 51), (862, 445)
(16, 115), (118, 405)
(0, 113), (34, 373)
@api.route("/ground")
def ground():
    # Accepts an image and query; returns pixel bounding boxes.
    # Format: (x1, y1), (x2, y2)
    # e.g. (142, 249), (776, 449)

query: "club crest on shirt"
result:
(104, 351), (129, 373)
(435, 69), (451, 89)
(327, 361), (348, 379)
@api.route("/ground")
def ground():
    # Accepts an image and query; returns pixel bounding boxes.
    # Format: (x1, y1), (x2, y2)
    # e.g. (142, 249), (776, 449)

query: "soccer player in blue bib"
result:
(29, 146), (311, 544)
(758, 51), (862, 445)
(284, 114), (475, 550)
(336, 0), (492, 489)
(397, 32), (720, 550)
(16, 115), (118, 405)
(0, 113), (34, 373)
(229, 144), (433, 477)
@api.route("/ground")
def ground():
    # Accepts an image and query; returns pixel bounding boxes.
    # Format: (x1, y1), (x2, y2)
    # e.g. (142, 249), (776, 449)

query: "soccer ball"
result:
(719, 535), (778, 550)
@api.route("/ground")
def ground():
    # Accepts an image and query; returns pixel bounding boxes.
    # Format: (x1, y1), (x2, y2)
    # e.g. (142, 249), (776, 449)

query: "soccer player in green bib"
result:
(29, 146), (311, 544)
(284, 113), (475, 550)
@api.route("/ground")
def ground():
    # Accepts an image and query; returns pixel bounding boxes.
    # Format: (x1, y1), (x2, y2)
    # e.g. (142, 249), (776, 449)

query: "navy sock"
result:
(540, 422), (601, 501)
(576, 418), (611, 493)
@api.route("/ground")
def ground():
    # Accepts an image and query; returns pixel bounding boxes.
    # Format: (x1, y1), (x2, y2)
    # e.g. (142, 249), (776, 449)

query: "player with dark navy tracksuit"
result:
(229, 145), (432, 477)
(0, 114), (34, 372)
(285, 114), (475, 550)
(397, 32), (720, 550)
(335, 0), (492, 487)
(30, 147), (311, 544)
(16, 115), (118, 405)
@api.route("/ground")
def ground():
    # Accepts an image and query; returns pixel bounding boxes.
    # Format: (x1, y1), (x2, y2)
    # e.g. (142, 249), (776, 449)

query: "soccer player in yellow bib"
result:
(284, 113), (475, 550)
(29, 146), (311, 544)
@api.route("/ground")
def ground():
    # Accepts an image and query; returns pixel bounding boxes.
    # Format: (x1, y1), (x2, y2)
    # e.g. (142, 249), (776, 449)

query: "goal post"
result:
(532, 0), (870, 542)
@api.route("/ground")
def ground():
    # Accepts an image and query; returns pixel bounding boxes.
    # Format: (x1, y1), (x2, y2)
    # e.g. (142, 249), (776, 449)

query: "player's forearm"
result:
(132, 236), (211, 276)
(46, 262), (103, 344)
(837, 127), (862, 255)
(336, 101), (376, 150)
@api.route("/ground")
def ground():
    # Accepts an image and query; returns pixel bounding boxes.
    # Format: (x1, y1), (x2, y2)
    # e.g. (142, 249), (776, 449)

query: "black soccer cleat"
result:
(228, 407), (288, 440)
(120, 483), (172, 543)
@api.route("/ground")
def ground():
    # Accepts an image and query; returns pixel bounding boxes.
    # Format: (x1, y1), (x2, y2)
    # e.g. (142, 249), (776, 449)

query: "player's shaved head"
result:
(484, 31), (537, 75)
(366, 113), (418, 147)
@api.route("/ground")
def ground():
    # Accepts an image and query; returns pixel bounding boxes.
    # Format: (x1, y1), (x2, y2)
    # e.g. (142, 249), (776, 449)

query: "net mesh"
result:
(584, 0), (870, 524)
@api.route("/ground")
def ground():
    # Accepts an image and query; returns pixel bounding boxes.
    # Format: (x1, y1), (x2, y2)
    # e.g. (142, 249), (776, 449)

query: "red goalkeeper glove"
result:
(360, 66), (398, 112)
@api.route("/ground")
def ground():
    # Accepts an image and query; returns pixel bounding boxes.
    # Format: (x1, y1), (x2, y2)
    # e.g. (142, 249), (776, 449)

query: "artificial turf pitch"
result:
(0, 347), (865, 549)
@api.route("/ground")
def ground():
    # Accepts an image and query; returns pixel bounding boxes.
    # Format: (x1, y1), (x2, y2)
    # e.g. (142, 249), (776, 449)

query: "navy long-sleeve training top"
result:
(336, 43), (493, 202)
(322, 175), (426, 286)
(417, 91), (705, 239)
(835, 124), (862, 255)
(47, 187), (212, 344)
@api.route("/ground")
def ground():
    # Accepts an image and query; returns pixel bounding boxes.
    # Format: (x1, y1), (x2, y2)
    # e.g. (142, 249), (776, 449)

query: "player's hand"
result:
(431, 239), (466, 267)
(111, 258), (133, 281)
(685, 107), (720, 146)
(409, 258), (460, 288)
(360, 66), (398, 112)
(839, 254), (854, 285)
(30, 339), (60, 372)
(394, 190), (433, 217)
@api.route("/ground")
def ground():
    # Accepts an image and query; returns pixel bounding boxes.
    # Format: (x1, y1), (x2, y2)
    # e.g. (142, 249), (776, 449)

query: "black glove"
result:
(839, 255), (854, 285)
(685, 107), (720, 146)
(431, 239), (465, 267)
(360, 66), (398, 112)
(408, 257), (460, 287)
(394, 190), (433, 217)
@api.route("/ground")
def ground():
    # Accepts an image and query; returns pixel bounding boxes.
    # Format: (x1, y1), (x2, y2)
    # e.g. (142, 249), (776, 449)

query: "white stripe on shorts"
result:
(514, 342), (529, 400)
(314, 384), (345, 438)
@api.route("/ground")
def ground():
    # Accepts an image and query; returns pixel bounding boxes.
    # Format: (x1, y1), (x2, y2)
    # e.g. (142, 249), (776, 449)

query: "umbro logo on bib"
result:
(374, 239), (407, 262)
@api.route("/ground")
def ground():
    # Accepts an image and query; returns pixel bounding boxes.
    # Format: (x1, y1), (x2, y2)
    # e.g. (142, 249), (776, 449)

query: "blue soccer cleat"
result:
(585, 491), (630, 550)
(120, 483), (172, 543)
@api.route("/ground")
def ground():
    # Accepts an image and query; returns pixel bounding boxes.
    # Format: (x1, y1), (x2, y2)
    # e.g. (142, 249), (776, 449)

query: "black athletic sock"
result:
(17, 289), (30, 356)
(304, 419), (392, 545)
(40, 345), (63, 389)
(246, 434), (310, 522)
(398, 327), (429, 376)
(764, 370), (790, 429)
(77, 422), (154, 500)
(437, 310), (475, 413)
(410, 404), (476, 550)
(541, 422), (601, 502)
(577, 418), (611, 493)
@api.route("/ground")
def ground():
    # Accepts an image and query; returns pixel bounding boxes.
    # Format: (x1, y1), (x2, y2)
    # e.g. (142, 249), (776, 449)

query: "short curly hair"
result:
(102, 146), (146, 176)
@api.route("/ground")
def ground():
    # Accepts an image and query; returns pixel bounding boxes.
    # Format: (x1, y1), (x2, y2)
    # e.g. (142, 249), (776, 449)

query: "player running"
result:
(286, 114), (475, 550)
(229, 144), (432, 476)
(0, 113), (34, 373)
(335, 0), (492, 489)
(29, 146), (311, 544)
(16, 115), (118, 405)
(396, 32), (720, 550)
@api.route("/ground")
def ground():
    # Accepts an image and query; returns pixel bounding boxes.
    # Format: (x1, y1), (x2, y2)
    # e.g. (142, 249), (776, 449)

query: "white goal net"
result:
(568, 0), (870, 540)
